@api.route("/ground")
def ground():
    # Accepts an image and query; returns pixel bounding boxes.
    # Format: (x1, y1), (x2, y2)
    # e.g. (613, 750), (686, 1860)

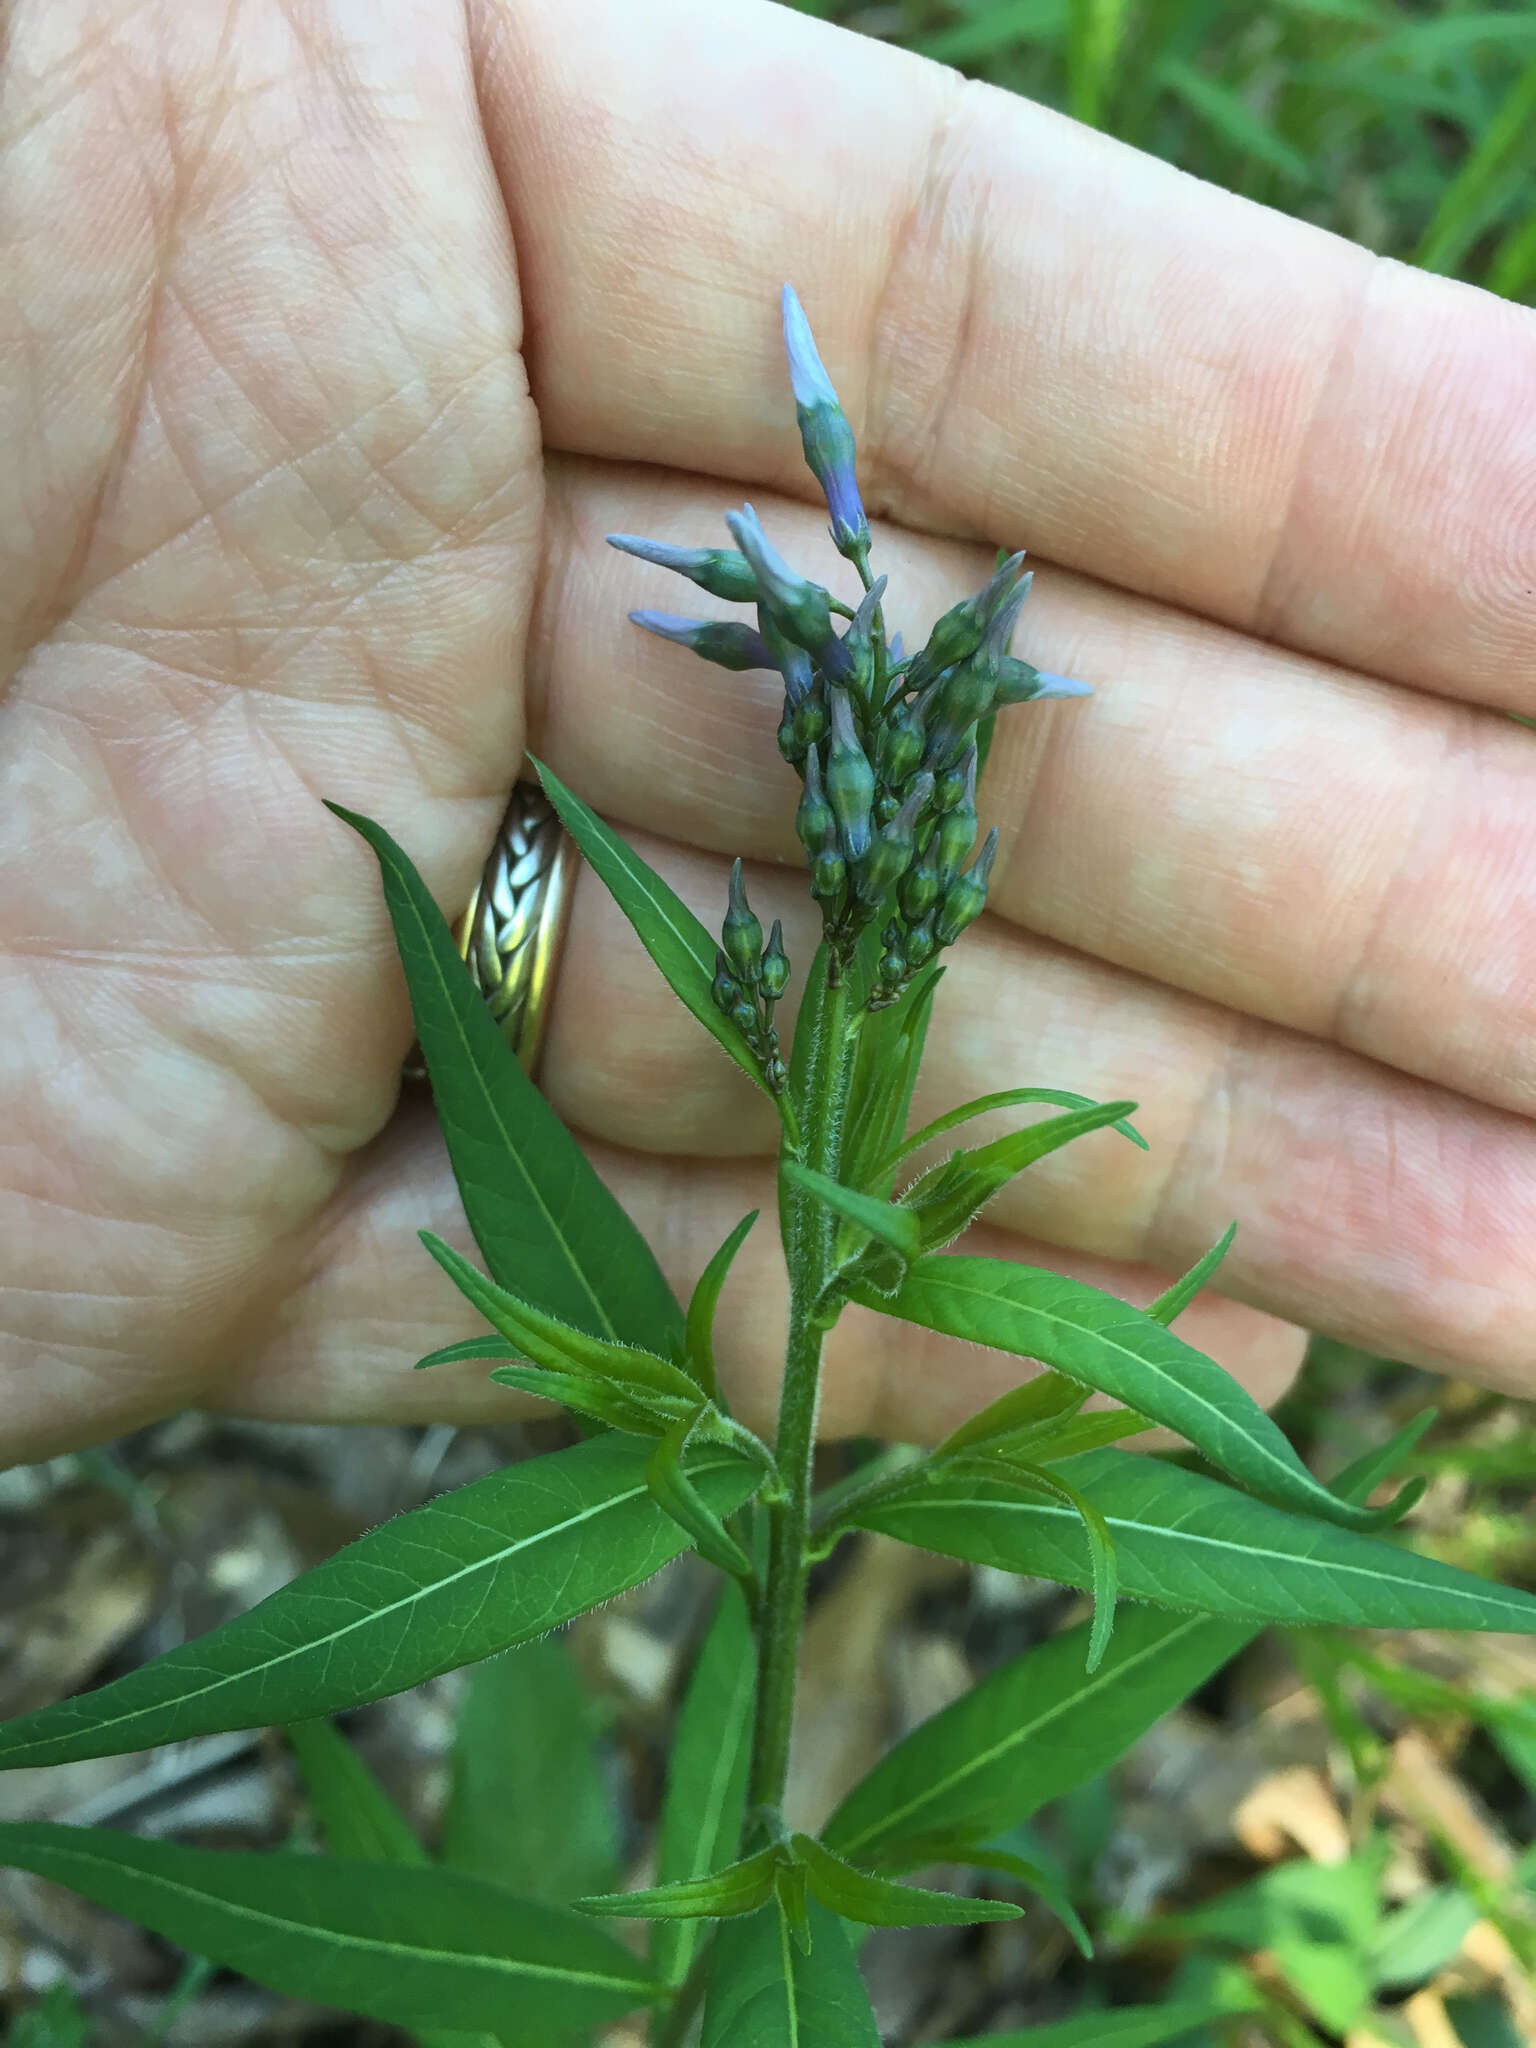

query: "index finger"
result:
(478, 0), (1536, 712)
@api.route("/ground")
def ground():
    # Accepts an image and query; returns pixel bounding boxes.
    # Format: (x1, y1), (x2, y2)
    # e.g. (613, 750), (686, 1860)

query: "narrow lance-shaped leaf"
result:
(653, 1582), (757, 1988)
(486, 1360), (664, 1435)
(899, 1101), (1141, 1252)
(421, 1232), (702, 1408)
(684, 1211), (760, 1400)
(933, 1371), (1086, 1461)
(782, 1161), (922, 1262)
(842, 966), (943, 1196)
(880, 1085), (1147, 1178)
(992, 1461), (1118, 1674)
(702, 1900), (881, 2048)
(792, 1833), (1021, 1928)
(580, 1849), (776, 1921)
(878, 1838), (1092, 1956)
(857, 1254), (1412, 1530)
(326, 803), (680, 1353)
(535, 761), (789, 1126)
(0, 1435), (759, 1770)
(0, 1824), (659, 2037)
(443, 1637), (619, 1906)
(822, 1606), (1249, 1867)
(414, 1336), (522, 1372)
(1145, 1222), (1237, 1326)
(646, 1413), (758, 1582)
(287, 1719), (427, 1866)
(854, 1448), (1536, 1636)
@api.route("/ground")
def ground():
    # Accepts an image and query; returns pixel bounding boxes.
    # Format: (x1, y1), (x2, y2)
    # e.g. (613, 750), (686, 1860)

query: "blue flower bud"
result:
(854, 772), (933, 906)
(935, 827), (999, 945)
(607, 534), (759, 604)
(935, 744), (977, 815)
(711, 949), (740, 1015)
(898, 841), (942, 922)
(758, 609), (815, 709)
(629, 611), (774, 672)
(794, 692), (829, 749)
(935, 748), (979, 878)
(723, 858), (764, 986)
(889, 631), (905, 665)
(905, 914), (937, 969)
(810, 848), (846, 904)
(725, 505), (836, 656)
(760, 919), (790, 1001)
(878, 698), (925, 787)
(781, 285), (870, 564)
(825, 687), (876, 862)
(834, 575), (887, 702)
(994, 659), (1092, 705)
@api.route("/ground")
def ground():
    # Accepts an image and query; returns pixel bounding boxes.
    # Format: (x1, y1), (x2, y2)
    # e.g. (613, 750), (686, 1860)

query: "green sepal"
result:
(414, 1336), (523, 1372)
(534, 762), (797, 1142)
(421, 1233), (701, 1412)
(684, 1211), (760, 1400)
(880, 1086), (1147, 1182)
(791, 1833), (1022, 1928)
(646, 1413), (758, 1582)
(896, 1100), (1139, 1255)
(1145, 1222), (1237, 1326)
(579, 1848), (776, 1922)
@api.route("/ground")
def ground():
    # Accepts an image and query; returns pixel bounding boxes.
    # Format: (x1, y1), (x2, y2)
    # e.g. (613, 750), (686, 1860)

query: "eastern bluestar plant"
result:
(0, 288), (1531, 2048)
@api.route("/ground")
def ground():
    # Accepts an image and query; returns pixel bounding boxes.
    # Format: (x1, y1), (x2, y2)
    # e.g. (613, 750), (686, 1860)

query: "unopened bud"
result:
(854, 772), (933, 906)
(759, 610), (815, 709)
(760, 919), (790, 1001)
(904, 551), (1028, 690)
(878, 699), (925, 786)
(934, 746), (976, 814)
(723, 859), (764, 986)
(825, 688), (876, 862)
(994, 659), (1092, 705)
(898, 843), (941, 922)
(905, 915), (937, 968)
(794, 692), (829, 749)
(726, 505), (836, 656)
(781, 285), (871, 565)
(936, 749), (979, 878)
(711, 950), (740, 1015)
(879, 941), (907, 986)
(810, 849), (846, 903)
(935, 827), (998, 945)
(795, 745), (837, 857)
(835, 575), (886, 701)
(730, 995), (759, 1039)
(629, 611), (773, 672)
(607, 534), (759, 604)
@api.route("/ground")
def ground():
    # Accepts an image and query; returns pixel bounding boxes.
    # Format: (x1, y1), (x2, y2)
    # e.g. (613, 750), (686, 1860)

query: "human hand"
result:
(4, 0), (1531, 1468)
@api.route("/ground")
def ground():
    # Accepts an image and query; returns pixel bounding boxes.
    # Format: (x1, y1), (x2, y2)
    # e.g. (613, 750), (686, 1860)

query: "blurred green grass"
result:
(787, 0), (1536, 300)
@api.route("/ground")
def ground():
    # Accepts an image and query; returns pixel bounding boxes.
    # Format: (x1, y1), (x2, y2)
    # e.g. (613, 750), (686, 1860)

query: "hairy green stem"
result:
(749, 961), (858, 1813)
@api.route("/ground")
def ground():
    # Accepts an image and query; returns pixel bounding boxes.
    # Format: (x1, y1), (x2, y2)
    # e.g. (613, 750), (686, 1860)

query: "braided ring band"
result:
(453, 778), (578, 1077)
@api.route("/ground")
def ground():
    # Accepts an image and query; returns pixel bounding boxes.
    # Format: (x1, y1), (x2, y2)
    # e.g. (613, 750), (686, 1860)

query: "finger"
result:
(220, 1094), (1305, 1448)
(534, 457), (1535, 1122)
(476, 0), (1536, 710)
(538, 829), (1536, 1397)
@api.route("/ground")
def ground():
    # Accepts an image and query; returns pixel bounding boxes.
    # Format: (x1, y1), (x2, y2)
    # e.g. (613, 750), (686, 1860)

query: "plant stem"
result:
(749, 958), (858, 1812)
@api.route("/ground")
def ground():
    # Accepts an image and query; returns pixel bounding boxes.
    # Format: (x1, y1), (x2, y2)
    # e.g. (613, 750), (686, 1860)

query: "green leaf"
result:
(1156, 59), (1314, 184)
(842, 967), (943, 1197)
(326, 802), (680, 1352)
(899, 1101), (1142, 1253)
(857, 1255), (1410, 1529)
(581, 1849), (776, 1921)
(1325, 1410), (1437, 1512)
(647, 1413), (758, 1581)
(1369, 1886), (1478, 1990)
(653, 1583), (757, 1987)
(783, 1161), (923, 1262)
(996, 1462), (1118, 1673)
(1416, 57), (1536, 275)
(1145, 1223), (1237, 1326)
(421, 1232), (702, 1408)
(290, 1721), (500, 2048)
(908, 1842), (1093, 1955)
(3, 1983), (92, 2048)
(934, 1371), (1088, 1460)
(823, 1607), (1248, 1866)
(883, 1087), (1147, 1179)
(287, 1718), (426, 1865)
(535, 761), (781, 1115)
(0, 1822), (657, 2035)
(414, 1336), (522, 1372)
(442, 1636), (619, 1905)
(941, 2004), (1238, 2048)
(792, 1832), (1021, 1927)
(701, 1899), (880, 2048)
(685, 1211), (760, 1399)
(486, 1360), (665, 1434)
(853, 1447), (1536, 1633)
(0, 1434), (759, 1769)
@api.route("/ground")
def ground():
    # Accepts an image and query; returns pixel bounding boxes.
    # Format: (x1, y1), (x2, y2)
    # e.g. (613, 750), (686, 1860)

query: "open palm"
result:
(3, 0), (1532, 1467)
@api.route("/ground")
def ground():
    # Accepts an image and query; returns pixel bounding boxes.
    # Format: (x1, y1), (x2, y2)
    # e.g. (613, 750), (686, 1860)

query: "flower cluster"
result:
(610, 284), (1089, 1060)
